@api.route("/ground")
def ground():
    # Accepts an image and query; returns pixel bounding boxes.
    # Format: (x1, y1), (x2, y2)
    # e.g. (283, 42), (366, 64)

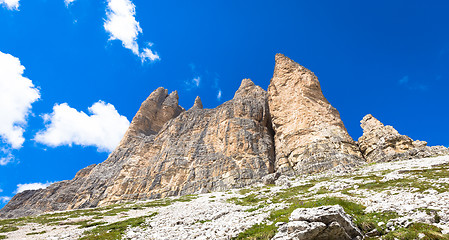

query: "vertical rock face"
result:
(99, 78), (274, 205)
(0, 79), (274, 218)
(268, 54), (364, 174)
(358, 114), (449, 163)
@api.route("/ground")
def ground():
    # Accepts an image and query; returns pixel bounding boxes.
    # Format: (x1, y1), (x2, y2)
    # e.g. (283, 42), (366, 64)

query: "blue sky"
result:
(0, 0), (448, 207)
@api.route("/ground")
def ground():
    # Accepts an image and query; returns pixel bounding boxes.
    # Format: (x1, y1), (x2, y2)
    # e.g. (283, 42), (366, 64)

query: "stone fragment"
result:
(268, 54), (364, 174)
(358, 114), (449, 163)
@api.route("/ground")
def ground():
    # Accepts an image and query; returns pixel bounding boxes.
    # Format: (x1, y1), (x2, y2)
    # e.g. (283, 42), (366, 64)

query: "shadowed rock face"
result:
(358, 114), (449, 163)
(0, 79), (274, 218)
(268, 54), (364, 174)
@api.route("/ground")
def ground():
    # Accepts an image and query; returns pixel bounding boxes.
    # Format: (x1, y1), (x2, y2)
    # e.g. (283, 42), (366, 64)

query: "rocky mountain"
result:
(1, 54), (447, 220)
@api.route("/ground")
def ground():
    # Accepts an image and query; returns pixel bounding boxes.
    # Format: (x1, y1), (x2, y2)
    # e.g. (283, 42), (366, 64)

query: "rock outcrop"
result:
(273, 205), (363, 240)
(358, 114), (449, 163)
(0, 79), (274, 218)
(268, 54), (364, 174)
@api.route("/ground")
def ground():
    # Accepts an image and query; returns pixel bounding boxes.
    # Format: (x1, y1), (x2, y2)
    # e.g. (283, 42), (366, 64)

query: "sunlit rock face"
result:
(358, 114), (449, 163)
(0, 79), (275, 218)
(268, 54), (364, 175)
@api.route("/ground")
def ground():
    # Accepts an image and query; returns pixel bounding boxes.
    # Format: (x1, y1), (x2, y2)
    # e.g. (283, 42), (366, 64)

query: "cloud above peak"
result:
(34, 101), (130, 152)
(104, 0), (159, 62)
(0, 0), (20, 10)
(0, 51), (40, 151)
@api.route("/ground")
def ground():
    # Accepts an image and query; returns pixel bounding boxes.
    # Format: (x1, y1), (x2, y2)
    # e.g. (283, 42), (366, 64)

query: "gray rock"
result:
(262, 172), (281, 185)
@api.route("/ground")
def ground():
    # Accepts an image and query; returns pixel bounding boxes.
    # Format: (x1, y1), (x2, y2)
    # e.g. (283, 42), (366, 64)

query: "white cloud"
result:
(192, 77), (200, 87)
(34, 101), (130, 152)
(217, 89), (222, 101)
(0, 196), (11, 203)
(0, 51), (40, 150)
(0, 149), (14, 166)
(0, 0), (19, 10)
(139, 46), (160, 62)
(14, 182), (52, 194)
(64, 0), (76, 7)
(104, 0), (159, 62)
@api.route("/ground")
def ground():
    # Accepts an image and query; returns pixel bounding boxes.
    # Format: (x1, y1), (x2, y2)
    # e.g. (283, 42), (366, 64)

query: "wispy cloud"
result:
(0, 148), (14, 166)
(14, 182), (53, 194)
(398, 75), (428, 91)
(217, 89), (222, 101)
(64, 0), (76, 7)
(0, 0), (19, 10)
(0, 196), (11, 204)
(35, 101), (130, 153)
(104, 0), (159, 62)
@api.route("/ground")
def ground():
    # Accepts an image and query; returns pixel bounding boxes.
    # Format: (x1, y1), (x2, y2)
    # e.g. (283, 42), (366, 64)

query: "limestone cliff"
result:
(358, 114), (449, 163)
(268, 54), (364, 174)
(0, 79), (274, 218)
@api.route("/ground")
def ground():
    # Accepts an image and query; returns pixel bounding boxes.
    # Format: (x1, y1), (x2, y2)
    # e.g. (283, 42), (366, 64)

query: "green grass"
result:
(227, 194), (267, 206)
(271, 184), (314, 203)
(26, 230), (47, 235)
(0, 225), (19, 233)
(357, 177), (449, 193)
(382, 223), (449, 240)
(79, 212), (157, 240)
(234, 197), (400, 240)
(0, 235), (6, 239)
(245, 204), (266, 213)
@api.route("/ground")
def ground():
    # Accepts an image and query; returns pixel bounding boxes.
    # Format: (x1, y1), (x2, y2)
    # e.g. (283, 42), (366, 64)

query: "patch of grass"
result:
(80, 212), (157, 240)
(239, 187), (262, 195)
(272, 184), (314, 203)
(383, 222), (449, 240)
(245, 204), (265, 213)
(227, 194), (266, 206)
(26, 230), (46, 235)
(232, 223), (276, 240)
(352, 175), (383, 181)
(0, 235), (6, 239)
(357, 177), (449, 193)
(0, 225), (19, 233)
(78, 221), (106, 229)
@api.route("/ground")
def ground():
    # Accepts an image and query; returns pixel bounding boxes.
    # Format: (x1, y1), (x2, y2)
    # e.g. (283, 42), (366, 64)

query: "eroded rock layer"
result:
(268, 54), (364, 174)
(0, 79), (274, 218)
(358, 114), (449, 163)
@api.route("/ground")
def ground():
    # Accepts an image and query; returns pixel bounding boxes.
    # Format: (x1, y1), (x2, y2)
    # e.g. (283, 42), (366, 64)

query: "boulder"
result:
(272, 205), (363, 240)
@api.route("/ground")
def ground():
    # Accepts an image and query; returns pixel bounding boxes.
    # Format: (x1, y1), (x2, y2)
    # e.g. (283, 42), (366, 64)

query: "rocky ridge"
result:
(0, 54), (448, 222)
